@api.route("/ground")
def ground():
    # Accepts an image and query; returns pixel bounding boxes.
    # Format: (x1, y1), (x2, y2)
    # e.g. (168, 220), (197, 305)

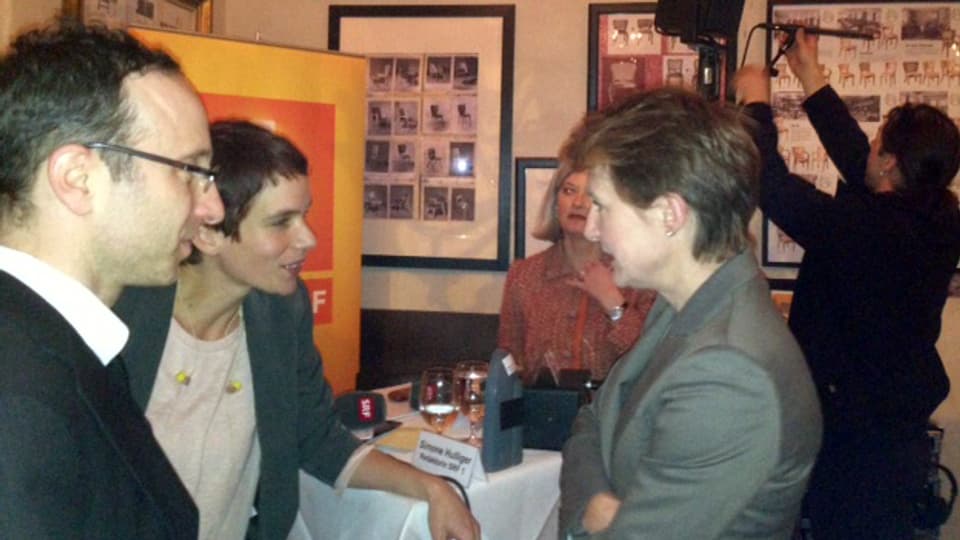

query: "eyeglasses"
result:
(83, 142), (217, 192)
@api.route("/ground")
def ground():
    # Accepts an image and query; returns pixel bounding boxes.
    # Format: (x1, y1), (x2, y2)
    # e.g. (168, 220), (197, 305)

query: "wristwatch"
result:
(606, 302), (627, 322)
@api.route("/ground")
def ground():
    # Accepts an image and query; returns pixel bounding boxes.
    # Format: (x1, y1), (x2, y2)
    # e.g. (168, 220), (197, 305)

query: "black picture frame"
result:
(514, 158), (558, 259)
(329, 5), (515, 271)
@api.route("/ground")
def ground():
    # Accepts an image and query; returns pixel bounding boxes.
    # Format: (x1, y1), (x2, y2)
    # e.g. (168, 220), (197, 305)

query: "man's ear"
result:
(46, 144), (97, 215)
(192, 225), (227, 256)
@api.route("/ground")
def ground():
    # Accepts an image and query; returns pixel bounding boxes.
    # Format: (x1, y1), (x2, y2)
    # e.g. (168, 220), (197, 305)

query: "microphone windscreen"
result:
(333, 392), (386, 430)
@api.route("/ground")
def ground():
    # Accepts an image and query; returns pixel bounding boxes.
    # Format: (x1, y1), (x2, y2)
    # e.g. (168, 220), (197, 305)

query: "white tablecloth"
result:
(291, 384), (561, 540)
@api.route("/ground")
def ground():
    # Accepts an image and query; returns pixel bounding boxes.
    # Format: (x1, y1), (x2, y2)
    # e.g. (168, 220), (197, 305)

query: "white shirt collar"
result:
(0, 245), (129, 365)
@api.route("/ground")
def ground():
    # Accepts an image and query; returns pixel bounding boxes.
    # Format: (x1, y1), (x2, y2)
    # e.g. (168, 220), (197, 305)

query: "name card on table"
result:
(412, 431), (486, 487)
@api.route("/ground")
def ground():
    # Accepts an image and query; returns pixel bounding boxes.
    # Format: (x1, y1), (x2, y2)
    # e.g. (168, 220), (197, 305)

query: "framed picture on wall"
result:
(514, 158), (558, 259)
(587, 2), (739, 110)
(330, 5), (515, 271)
(62, 0), (213, 32)
(588, 3), (693, 111)
(763, 0), (960, 268)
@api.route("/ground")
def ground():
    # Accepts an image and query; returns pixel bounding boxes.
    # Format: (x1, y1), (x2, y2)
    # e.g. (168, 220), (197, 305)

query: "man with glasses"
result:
(0, 20), (223, 538)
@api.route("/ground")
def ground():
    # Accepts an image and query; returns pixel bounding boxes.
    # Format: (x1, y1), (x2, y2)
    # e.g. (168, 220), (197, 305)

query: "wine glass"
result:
(418, 367), (458, 435)
(454, 361), (488, 447)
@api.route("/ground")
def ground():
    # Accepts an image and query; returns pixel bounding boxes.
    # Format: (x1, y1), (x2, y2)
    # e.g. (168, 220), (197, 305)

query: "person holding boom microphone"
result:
(736, 29), (960, 540)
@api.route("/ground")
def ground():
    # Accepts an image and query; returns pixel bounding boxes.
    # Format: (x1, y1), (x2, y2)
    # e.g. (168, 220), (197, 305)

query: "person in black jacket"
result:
(0, 20), (225, 538)
(736, 30), (960, 540)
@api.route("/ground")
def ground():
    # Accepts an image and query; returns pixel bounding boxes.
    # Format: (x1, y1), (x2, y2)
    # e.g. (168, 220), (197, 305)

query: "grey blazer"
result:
(559, 252), (822, 539)
(114, 281), (362, 540)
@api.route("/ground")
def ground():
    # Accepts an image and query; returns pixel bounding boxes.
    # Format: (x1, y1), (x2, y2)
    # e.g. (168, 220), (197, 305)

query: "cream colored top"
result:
(146, 318), (260, 540)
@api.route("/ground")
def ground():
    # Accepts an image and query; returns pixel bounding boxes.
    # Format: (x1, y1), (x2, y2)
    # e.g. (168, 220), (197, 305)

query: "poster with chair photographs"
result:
(331, 5), (513, 271)
(587, 3), (702, 111)
(586, 3), (740, 111)
(764, 0), (960, 267)
(362, 53), (479, 226)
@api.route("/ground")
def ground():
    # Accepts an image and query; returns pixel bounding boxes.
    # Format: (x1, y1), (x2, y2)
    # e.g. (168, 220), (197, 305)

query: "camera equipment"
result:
(654, 0), (746, 101)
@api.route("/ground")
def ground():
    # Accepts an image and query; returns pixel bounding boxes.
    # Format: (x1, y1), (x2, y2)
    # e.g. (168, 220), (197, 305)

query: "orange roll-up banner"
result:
(132, 29), (365, 394)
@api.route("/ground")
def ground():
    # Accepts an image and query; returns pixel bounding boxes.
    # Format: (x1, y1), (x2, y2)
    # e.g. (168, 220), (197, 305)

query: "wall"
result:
(3, 1), (959, 534)
(213, 0), (771, 314)
(1, 0), (60, 51)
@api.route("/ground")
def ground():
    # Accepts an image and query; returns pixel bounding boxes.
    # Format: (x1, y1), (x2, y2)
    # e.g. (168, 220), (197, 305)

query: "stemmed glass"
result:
(454, 361), (488, 447)
(418, 367), (458, 435)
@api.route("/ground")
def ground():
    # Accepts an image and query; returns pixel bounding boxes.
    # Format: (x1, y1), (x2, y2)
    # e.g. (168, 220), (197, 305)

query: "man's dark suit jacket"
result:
(0, 271), (198, 539)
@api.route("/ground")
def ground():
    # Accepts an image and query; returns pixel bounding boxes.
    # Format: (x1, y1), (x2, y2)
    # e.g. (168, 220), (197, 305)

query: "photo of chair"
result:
(923, 60), (941, 85)
(363, 187), (386, 217)
(426, 57), (451, 85)
(365, 142), (389, 173)
(369, 106), (391, 134)
(428, 103), (447, 132)
(791, 146), (811, 171)
(813, 146), (830, 172)
(425, 148), (445, 176)
(457, 103), (472, 131)
(634, 18), (656, 45)
(858, 62), (876, 87)
(396, 102), (420, 134)
(880, 24), (899, 49)
(837, 63), (856, 89)
(881, 61), (897, 86)
(370, 61), (393, 89)
(839, 39), (859, 59)
(942, 29), (957, 56)
(397, 62), (419, 89)
(608, 60), (638, 105)
(665, 58), (684, 88)
(391, 143), (415, 173)
(945, 60), (960, 86)
(424, 189), (448, 220)
(903, 61), (923, 85)
(453, 57), (478, 88)
(611, 18), (629, 48)
(388, 187), (413, 219)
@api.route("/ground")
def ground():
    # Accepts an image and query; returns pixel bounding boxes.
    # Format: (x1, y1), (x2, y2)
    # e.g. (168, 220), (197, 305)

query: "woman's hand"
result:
(783, 29), (827, 96)
(734, 65), (771, 105)
(567, 260), (624, 313)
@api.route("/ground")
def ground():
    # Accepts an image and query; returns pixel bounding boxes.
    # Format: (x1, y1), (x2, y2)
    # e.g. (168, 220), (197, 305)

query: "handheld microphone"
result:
(761, 23), (875, 41)
(333, 392), (387, 436)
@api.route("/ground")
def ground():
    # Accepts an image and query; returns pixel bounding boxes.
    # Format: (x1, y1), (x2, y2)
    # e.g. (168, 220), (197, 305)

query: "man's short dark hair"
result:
(183, 120), (308, 264)
(0, 19), (180, 225)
